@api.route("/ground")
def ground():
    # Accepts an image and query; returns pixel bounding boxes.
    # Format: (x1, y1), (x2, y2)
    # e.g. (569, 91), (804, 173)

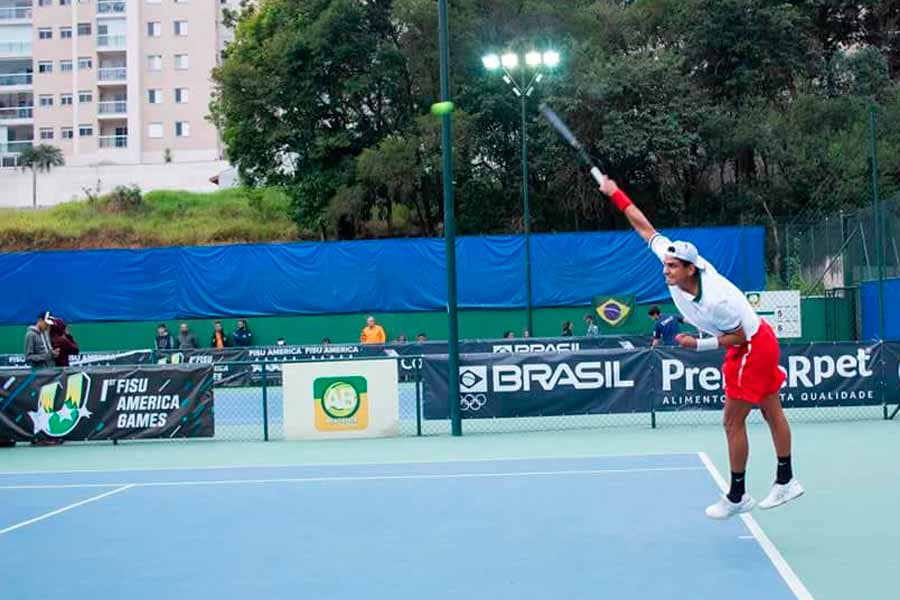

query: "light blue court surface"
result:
(0, 453), (809, 600)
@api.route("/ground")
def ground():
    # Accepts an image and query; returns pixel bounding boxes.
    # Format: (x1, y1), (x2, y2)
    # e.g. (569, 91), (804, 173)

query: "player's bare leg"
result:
(758, 392), (804, 509)
(706, 397), (756, 519)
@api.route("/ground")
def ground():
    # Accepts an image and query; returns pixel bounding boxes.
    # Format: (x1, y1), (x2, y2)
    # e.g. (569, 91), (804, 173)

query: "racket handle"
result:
(589, 167), (606, 187)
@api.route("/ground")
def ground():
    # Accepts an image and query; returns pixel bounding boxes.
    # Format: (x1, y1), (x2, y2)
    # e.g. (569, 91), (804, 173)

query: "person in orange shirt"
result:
(360, 315), (386, 344)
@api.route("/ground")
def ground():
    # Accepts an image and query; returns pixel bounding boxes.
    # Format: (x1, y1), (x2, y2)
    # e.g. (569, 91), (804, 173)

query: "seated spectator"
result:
(503, 330), (515, 339)
(561, 321), (574, 337)
(522, 329), (531, 338)
(395, 333), (409, 344)
(154, 323), (175, 350)
(276, 337), (287, 346)
(210, 320), (232, 348)
(584, 314), (599, 337)
(50, 317), (79, 367)
(415, 332), (428, 342)
(321, 337), (331, 345)
(24, 311), (57, 368)
(360, 315), (387, 344)
(232, 319), (254, 347)
(178, 323), (200, 350)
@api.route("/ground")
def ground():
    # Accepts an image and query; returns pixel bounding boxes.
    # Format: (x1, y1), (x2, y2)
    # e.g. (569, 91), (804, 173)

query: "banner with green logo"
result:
(591, 295), (635, 327)
(0, 365), (214, 442)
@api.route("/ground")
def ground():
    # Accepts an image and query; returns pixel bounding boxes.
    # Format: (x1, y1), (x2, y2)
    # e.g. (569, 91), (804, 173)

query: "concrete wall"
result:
(0, 157), (230, 206)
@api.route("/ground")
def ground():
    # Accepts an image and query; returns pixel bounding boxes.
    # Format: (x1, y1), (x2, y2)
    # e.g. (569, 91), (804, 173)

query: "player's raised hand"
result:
(675, 334), (698, 350)
(599, 177), (619, 197)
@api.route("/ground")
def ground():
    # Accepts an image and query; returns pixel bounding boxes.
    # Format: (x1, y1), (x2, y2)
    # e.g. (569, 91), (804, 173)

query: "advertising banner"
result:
(0, 349), (155, 370)
(282, 359), (400, 439)
(423, 349), (654, 420)
(0, 365), (214, 441)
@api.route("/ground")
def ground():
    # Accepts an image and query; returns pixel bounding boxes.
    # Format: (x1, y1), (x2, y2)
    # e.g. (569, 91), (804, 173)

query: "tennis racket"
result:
(539, 103), (606, 187)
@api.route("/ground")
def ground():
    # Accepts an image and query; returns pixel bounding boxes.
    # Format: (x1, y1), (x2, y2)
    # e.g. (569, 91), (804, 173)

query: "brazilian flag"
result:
(592, 295), (634, 327)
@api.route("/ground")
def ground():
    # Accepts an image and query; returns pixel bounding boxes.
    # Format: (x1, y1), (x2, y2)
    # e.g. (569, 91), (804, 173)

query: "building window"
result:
(148, 123), (163, 138)
(78, 57), (92, 70)
(38, 0), (52, 6)
(174, 21), (188, 36)
(175, 88), (189, 104)
(60, 0), (71, 5)
(148, 55), (162, 71)
(39, 95), (54, 108)
(38, 61), (53, 74)
(60, 60), (73, 73)
(38, 28), (53, 40)
(174, 54), (189, 70)
(60, 27), (72, 39)
(61, 94), (73, 106)
(148, 89), (163, 104)
(175, 121), (190, 137)
(77, 23), (92, 36)
(79, 124), (93, 137)
(147, 22), (161, 37)
(61, 127), (74, 140)
(78, 90), (93, 103)
(40, 128), (54, 141)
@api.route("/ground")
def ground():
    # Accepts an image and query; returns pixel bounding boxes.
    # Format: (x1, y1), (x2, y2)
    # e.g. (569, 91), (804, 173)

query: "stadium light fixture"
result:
(542, 50), (560, 68)
(525, 51), (542, 67)
(500, 53), (519, 69)
(482, 54), (500, 71)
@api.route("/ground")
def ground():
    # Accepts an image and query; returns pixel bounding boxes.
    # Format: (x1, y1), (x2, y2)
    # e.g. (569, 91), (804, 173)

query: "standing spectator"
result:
(320, 337), (331, 345)
(360, 315), (386, 344)
(154, 323), (175, 350)
(522, 329), (531, 338)
(561, 321), (574, 337)
(24, 311), (57, 368)
(210, 321), (232, 348)
(584, 314), (600, 337)
(395, 333), (409, 344)
(276, 337), (287, 346)
(232, 319), (254, 347)
(649, 306), (684, 347)
(503, 331), (515, 339)
(50, 317), (79, 367)
(415, 332), (428, 342)
(177, 323), (200, 350)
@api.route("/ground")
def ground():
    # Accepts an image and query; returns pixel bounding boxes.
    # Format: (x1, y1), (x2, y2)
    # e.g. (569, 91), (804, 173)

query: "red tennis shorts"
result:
(722, 320), (785, 404)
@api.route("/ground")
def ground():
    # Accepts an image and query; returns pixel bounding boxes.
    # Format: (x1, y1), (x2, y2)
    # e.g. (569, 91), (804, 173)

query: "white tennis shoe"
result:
(758, 479), (805, 510)
(705, 494), (756, 519)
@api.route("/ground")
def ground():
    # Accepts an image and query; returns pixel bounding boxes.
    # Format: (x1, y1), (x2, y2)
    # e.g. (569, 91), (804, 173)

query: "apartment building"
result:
(0, 0), (237, 203)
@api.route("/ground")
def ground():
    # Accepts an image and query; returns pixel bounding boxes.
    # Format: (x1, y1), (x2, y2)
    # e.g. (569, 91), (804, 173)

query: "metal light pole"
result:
(437, 0), (461, 436)
(482, 50), (560, 335)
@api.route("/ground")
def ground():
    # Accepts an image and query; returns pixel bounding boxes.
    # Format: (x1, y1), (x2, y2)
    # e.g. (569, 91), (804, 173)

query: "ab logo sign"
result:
(313, 376), (369, 431)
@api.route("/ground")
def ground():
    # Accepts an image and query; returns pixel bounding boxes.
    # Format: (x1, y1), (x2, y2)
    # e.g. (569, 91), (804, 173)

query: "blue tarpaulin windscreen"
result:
(0, 227), (764, 325)
(860, 278), (900, 340)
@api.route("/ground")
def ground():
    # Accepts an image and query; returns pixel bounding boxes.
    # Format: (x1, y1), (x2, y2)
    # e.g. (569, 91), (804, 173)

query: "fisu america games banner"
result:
(0, 365), (214, 442)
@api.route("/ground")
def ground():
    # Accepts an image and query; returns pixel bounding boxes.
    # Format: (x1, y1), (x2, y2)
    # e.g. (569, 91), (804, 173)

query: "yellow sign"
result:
(313, 376), (369, 431)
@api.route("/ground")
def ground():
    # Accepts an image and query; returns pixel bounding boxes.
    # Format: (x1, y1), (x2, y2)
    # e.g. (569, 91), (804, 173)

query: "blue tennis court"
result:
(0, 452), (809, 599)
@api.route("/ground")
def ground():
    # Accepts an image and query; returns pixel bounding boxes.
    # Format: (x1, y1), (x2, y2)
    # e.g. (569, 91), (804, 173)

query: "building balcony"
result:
(0, 41), (31, 57)
(98, 134), (127, 149)
(0, 6), (31, 21)
(0, 139), (32, 154)
(0, 105), (32, 121)
(97, 67), (126, 83)
(96, 1), (126, 14)
(0, 72), (31, 87)
(97, 35), (126, 50)
(97, 100), (126, 116)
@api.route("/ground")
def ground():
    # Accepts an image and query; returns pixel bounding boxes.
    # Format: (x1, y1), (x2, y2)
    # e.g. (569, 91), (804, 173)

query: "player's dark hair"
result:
(648, 306), (661, 317)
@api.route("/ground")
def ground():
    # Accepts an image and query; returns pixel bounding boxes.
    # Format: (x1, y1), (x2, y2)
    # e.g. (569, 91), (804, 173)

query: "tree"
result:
(18, 144), (64, 209)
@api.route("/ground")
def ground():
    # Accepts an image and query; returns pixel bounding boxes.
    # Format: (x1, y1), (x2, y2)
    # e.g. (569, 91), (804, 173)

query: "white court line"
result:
(697, 452), (813, 600)
(0, 485), (134, 536)
(0, 465), (706, 490)
(0, 451), (700, 477)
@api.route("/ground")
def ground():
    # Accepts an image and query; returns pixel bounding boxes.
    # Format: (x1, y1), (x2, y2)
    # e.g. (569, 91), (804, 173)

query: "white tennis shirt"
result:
(649, 233), (760, 338)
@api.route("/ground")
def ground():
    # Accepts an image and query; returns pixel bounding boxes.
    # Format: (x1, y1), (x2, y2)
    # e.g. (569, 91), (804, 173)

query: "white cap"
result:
(665, 241), (705, 270)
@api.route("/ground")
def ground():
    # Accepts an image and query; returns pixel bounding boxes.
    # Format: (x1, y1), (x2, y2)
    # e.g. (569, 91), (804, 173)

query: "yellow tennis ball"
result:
(430, 101), (455, 116)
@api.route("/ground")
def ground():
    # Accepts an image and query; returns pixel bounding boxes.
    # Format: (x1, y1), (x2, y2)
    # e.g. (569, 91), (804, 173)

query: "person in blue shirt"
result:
(649, 306), (683, 347)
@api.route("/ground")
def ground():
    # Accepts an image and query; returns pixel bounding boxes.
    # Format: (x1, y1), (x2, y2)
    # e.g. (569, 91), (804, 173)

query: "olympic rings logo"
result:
(459, 393), (487, 411)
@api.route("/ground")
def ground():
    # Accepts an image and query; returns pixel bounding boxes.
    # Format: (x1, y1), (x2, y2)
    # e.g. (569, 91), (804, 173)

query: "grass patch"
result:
(0, 188), (301, 251)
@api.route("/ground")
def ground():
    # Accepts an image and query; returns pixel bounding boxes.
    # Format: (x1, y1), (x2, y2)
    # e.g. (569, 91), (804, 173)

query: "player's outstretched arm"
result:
(599, 179), (657, 243)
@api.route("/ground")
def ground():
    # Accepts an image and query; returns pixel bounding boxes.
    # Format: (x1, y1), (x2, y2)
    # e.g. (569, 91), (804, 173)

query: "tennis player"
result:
(599, 178), (804, 519)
